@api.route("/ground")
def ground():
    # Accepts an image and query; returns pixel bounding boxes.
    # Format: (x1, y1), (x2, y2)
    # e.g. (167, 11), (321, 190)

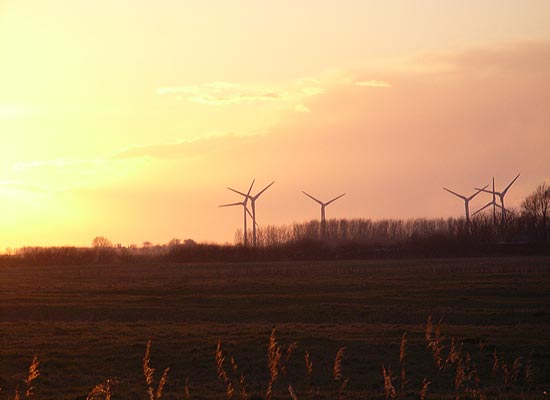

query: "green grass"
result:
(1, 257), (549, 399)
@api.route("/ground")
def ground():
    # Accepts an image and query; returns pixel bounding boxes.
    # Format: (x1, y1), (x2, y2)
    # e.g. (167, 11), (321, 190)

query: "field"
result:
(1, 257), (549, 399)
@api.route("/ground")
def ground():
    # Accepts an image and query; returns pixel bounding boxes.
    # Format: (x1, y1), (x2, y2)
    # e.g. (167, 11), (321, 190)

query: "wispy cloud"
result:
(13, 158), (106, 171)
(8, 156), (148, 193)
(0, 180), (47, 192)
(355, 80), (391, 88)
(299, 86), (325, 96)
(157, 79), (327, 110)
(0, 104), (122, 119)
(417, 40), (550, 73)
(114, 134), (259, 160)
(294, 104), (311, 113)
(157, 82), (287, 105)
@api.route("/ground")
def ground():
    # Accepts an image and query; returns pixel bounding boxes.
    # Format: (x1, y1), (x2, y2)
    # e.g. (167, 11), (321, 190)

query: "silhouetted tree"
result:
(168, 238), (181, 247)
(92, 236), (112, 248)
(183, 239), (197, 247)
(521, 182), (550, 241)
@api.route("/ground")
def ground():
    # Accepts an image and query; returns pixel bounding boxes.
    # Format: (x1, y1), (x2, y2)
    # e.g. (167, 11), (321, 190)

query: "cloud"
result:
(294, 104), (310, 113)
(9, 156), (147, 193)
(13, 158), (105, 171)
(157, 82), (287, 105)
(417, 40), (550, 74)
(157, 79), (327, 111)
(0, 104), (121, 119)
(114, 134), (260, 160)
(355, 80), (391, 88)
(300, 86), (325, 96)
(0, 180), (46, 192)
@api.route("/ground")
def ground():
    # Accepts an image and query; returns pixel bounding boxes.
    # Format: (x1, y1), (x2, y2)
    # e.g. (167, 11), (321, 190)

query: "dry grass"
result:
(399, 332), (407, 391)
(426, 316), (446, 371)
(382, 365), (397, 399)
(183, 377), (190, 400)
(23, 355), (39, 398)
(1, 317), (547, 400)
(420, 378), (431, 400)
(143, 340), (170, 400)
(333, 347), (345, 382)
(6, 355), (39, 400)
(86, 380), (113, 400)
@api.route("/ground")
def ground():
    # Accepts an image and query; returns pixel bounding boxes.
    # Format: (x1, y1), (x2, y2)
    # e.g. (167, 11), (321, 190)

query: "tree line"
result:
(238, 182), (550, 246)
(1, 183), (548, 266)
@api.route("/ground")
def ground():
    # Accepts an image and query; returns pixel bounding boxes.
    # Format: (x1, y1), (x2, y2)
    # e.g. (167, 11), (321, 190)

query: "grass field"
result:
(1, 257), (549, 399)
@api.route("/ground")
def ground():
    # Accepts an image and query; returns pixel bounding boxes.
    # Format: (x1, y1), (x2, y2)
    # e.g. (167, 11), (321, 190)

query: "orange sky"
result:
(1, 1), (549, 249)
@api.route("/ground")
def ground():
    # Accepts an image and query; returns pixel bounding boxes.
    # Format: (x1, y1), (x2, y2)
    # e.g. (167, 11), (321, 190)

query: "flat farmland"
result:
(1, 257), (549, 399)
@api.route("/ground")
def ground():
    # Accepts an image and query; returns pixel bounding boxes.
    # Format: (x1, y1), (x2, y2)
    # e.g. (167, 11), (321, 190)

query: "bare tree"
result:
(521, 182), (550, 241)
(92, 236), (112, 248)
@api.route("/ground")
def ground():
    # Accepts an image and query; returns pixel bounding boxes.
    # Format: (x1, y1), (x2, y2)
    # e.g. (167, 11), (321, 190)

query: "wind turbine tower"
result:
(475, 173), (520, 226)
(219, 180), (255, 246)
(473, 177), (499, 224)
(228, 181), (275, 247)
(443, 184), (488, 227)
(302, 191), (346, 240)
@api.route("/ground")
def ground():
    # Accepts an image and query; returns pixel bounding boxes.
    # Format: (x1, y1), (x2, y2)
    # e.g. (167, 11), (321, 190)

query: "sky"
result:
(1, 0), (549, 249)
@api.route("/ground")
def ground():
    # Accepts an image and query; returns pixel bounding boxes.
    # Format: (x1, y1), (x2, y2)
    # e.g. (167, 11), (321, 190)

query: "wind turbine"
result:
(302, 191), (345, 240)
(475, 173), (520, 226)
(228, 181), (275, 247)
(219, 180), (255, 246)
(443, 184), (488, 226)
(472, 177), (507, 224)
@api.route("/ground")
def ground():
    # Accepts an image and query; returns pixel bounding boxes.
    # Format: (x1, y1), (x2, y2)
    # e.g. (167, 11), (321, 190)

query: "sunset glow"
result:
(1, 0), (549, 249)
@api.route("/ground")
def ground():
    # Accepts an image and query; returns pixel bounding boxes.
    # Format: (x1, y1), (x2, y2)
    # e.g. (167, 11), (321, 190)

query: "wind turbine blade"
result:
(474, 187), (494, 195)
(246, 207), (254, 219)
(254, 181), (275, 199)
(246, 179), (255, 197)
(443, 187), (466, 200)
(227, 187), (249, 197)
(472, 201), (493, 216)
(243, 179), (255, 205)
(302, 191), (323, 205)
(502, 173), (520, 196)
(325, 193), (346, 206)
(493, 203), (513, 213)
(467, 184), (489, 201)
(247, 208), (259, 226)
(219, 202), (243, 208)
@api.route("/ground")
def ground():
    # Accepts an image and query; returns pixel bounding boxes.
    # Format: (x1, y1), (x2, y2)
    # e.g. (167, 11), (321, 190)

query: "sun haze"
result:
(1, 0), (549, 248)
